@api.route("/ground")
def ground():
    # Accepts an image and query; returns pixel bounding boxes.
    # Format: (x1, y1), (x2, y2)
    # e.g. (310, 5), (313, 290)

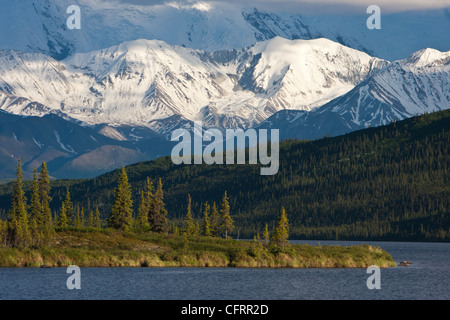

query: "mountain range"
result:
(0, 0), (449, 179)
(0, 37), (389, 131)
(258, 48), (450, 139)
(1, 0), (449, 61)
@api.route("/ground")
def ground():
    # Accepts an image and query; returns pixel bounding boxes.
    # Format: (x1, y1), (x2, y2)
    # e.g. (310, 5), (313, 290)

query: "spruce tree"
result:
(73, 207), (80, 228)
(183, 194), (196, 236)
(58, 189), (73, 228)
(139, 177), (154, 230)
(87, 210), (95, 228)
(253, 233), (263, 252)
(57, 201), (69, 228)
(79, 207), (85, 228)
(149, 178), (168, 233)
(201, 202), (211, 237)
(195, 221), (200, 236)
(271, 207), (289, 249)
(0, 219), (7, 247)
(144, 177), (154, 210)
(63, 188), (74, 224)
(28, 214), (40, 246)
(38, 162), (52, 231)
(8, 158), (30, 246)
(136, 190), (150, 231)
(94, 207), (101, 229)
(220, 191), (234, 239)
(171, 223), (179, 236)
(210, 201), (220, 237)
(29, 168), (42, 244)
(262, 223), (270, 245)
(108, 167), (134, 231)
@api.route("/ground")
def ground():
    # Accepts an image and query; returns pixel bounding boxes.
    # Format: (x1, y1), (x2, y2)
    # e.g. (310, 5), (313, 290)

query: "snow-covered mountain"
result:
(0, 37), (387, 134)
(0, 0), (448, 61)
(257, 48), (450, 140)
(1, 0), (449, 179)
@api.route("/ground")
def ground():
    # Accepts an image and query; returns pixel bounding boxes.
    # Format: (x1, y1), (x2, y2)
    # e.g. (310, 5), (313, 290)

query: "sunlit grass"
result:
(0, 229), (396, 268)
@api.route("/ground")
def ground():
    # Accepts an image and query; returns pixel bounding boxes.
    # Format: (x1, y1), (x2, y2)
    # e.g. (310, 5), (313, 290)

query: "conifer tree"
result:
(171, 223), (179, 236)
(63, 188), (74, 224)
(79, 207), (85, 228)
(0, 219), (7, 247)
(29, 168), (41, 222)
(87, 210), (95, 228)
(29, 168), (42, 244)
(144, 177), (154, 209)
(8, 158), (30, 246)
(58, 188), (73, 228)
(183, 194), (196, 236)
(262, 223), (270, 245)
(220, 191), (234, 239)
(149, 178), (168, 233)
(57, 201), (69, 228)
(210, 201), (220, 237)
(136, 190), (150, 231)
(201, 202), (211, 237)
(271, 207), (289, 249)
(28, 214), (40, 246)
(73, 207), (80, 228)
(136, 178), (154, 231)
(195, 221), (200, 235)
(94, 207), (101, 229)
(140, 177), (154, 229)
(38, 162), (52, 231)
(108, 167), (134, 231)
(253, 233), (263, 252)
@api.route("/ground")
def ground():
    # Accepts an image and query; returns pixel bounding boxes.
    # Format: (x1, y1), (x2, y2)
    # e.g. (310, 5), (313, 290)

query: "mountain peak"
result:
(406, 48), (450, 68)
(251, 37), (343, 54)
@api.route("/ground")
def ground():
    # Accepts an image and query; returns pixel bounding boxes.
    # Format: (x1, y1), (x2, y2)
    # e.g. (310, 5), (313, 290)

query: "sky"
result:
(116, 0), (450, 14)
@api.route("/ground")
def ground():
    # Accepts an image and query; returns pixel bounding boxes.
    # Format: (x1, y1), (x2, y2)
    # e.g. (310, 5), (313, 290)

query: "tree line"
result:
(0, 161), (289, 248)
(2, 110), (447, 243)
(0, 159), (53, 247)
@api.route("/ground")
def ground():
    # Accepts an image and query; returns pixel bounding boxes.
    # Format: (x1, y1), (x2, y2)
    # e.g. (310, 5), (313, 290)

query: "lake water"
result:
(0, 241), (449, 300)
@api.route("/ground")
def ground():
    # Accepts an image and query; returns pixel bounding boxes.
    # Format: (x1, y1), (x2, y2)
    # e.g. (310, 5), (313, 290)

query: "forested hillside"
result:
(1, 110), (448, 241)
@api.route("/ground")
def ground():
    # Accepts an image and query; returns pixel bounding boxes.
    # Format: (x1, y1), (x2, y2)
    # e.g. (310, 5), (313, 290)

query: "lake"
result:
(0, 240), (449, 300)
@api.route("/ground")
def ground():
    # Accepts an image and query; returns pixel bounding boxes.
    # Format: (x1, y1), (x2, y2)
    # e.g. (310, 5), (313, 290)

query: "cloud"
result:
(117, 0), (167, 4)
(115, 0), (450, 14)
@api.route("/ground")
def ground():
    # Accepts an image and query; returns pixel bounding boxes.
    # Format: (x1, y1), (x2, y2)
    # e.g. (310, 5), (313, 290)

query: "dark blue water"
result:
(0, 241), (448, 300)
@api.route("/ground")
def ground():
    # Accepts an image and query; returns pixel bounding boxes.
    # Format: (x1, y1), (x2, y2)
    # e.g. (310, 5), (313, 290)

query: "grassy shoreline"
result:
(0, 229), (396, 268)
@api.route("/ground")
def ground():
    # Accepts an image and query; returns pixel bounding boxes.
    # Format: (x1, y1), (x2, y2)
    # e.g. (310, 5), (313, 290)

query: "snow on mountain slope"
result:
(0, 50), (73, 113)
(0, 0), (448, 61)
(242, 8), (450, 62)
(246, 37), (385, 110)
(326, 48), (450, 126)
(0, 37), (387, 133)
(257, 48), (450, 140)
(0, 0), (256, 59)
